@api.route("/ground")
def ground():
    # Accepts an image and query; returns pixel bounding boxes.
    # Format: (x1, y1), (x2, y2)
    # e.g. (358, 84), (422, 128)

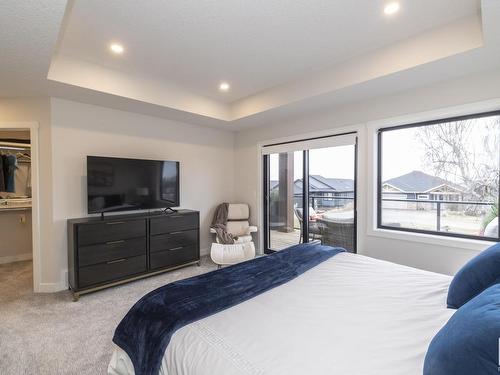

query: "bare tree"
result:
(415, 117), (499, 202)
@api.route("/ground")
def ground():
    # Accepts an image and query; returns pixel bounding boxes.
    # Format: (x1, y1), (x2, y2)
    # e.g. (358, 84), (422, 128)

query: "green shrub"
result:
(482, 202), (499, 230)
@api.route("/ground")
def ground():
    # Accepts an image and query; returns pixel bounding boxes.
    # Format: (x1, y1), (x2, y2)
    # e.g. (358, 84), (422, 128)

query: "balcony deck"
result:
(269, 229), (301, 250)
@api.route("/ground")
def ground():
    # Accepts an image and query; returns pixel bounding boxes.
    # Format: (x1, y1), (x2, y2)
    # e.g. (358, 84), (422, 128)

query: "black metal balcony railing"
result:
(283, 193), (496, 234)
(380, 198), (496, 232)
(293, 194), (355, 210)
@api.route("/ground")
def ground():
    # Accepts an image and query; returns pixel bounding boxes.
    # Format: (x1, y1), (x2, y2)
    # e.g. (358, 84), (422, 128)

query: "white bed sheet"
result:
(108, 253), (454, 375)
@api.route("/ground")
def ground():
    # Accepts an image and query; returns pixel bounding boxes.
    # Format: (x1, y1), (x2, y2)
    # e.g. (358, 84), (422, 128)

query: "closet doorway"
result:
(0, 123), (40, 293)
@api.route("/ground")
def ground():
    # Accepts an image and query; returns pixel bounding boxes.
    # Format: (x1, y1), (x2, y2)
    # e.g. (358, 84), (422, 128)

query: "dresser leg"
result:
(72, 292), (80, 302)
(196, 261), (201, 267)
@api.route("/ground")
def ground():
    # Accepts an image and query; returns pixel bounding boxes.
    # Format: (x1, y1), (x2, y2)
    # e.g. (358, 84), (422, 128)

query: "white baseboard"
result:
(36, 282), (66, 293)
(35, 269), (68, 293)
(200, 247), (209, 256)
(0, 253), (32, 265)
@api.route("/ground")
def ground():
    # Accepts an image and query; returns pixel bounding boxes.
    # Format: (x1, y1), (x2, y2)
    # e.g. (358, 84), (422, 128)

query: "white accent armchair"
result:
(210, 203), (257, 267)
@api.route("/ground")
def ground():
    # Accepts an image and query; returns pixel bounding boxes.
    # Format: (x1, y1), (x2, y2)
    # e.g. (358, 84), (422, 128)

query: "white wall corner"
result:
(200, 247), (210, 257)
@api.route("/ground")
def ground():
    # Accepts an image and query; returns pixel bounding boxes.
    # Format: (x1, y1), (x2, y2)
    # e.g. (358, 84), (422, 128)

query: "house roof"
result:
(271, 171), (463, 195)
(270, 175), (354, 194)
(310, 175), (354, 192)
(383, 170), (463, 193)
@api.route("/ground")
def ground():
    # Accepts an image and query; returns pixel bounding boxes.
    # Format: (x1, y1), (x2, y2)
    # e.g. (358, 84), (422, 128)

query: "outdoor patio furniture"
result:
(294, 207), (322, 243)
(317, 217), (355, 252)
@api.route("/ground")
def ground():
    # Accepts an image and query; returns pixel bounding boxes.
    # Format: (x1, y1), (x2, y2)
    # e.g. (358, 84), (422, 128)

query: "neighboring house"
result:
(270, 171), (464, 211)
(270, 175), (355, 210)
(308, 175), (354, 209)
(382, 170), (464, 210)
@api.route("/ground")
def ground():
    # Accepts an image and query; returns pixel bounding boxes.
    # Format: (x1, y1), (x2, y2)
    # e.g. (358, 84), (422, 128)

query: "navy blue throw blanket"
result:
(113, 243), (344, 375)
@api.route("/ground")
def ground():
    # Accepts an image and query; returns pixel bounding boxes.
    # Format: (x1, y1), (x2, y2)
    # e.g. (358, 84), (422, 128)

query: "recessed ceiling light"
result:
(384, 2), (400, 15)
(219, 82), (230, 92)
(110, 43), (124, 54)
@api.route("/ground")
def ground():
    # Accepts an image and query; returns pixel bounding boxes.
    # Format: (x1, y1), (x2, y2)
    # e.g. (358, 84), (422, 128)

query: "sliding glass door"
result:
(263, 134), (357, 253)
(265, 151), (303, 250)
(308, 145), (356, 249)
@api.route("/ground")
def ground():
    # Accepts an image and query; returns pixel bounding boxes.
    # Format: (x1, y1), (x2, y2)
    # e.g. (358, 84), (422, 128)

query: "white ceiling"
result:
(1, 0), (500, 129)
(58, 0), (479, 103)
(0, 0), (66, 96)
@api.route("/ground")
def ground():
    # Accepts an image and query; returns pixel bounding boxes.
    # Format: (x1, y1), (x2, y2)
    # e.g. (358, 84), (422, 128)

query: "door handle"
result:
(106, 258), (127, 264)
(106, 240), (125, 245)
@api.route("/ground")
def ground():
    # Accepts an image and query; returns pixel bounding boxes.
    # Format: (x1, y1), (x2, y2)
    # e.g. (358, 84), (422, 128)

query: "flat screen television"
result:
(87, 156), (179, 214)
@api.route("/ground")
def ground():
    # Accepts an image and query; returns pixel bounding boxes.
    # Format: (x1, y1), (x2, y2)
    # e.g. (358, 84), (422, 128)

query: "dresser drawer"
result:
(150, 230), (198, 253)
(78, 255), (147, 288)
(150, 214), (198, 235)
(78, 237), (147, 267)
(150, 245), (198, 270)
(78, 219), (146, 246)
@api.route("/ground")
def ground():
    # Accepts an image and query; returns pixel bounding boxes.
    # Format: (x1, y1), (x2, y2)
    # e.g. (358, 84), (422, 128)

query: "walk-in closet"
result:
(0, 129), (32, 287)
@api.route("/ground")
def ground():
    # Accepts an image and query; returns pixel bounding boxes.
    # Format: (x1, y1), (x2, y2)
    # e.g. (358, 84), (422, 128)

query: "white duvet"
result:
(108, 253), (454, 375)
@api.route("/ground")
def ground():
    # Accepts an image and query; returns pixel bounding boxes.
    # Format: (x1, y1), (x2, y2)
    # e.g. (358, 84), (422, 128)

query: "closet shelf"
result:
(0, 206), (31, 212)
(0, 141), (31, 149)
(0, 198), (32, 211)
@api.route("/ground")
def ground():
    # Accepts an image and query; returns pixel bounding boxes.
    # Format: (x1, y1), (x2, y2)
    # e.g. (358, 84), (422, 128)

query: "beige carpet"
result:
(0, 258), (217, 375)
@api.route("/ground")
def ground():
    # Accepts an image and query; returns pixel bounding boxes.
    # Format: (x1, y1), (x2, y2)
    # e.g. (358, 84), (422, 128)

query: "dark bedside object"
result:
(67, 210), (200, 301)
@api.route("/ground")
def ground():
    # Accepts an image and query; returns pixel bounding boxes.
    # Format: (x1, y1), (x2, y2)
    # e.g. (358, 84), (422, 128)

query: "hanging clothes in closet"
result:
(15, 153), (31, 196)
(0, 154), (5, 191)
(1, 154), (17, 193)
(0, 151), (31, 196)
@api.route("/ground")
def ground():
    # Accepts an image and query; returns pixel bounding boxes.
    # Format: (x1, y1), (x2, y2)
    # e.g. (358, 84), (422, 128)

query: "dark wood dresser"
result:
(67, 210), (200, 301)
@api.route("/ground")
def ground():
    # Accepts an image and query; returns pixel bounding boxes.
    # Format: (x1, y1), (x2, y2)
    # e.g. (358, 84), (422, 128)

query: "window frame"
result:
(377, 110), (500, 242)
(262, 132), (359, 253)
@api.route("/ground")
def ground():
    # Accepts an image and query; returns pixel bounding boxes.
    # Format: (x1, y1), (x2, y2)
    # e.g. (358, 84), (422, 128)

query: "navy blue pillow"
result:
(447, 242), (500, 309)
(424, 283), (500, 375)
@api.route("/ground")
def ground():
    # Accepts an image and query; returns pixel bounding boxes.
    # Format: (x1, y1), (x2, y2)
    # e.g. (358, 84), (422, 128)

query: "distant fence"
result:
(295, 194), (354, 210)
(381, 198), (495, 232)
(270, 193), (496, 233)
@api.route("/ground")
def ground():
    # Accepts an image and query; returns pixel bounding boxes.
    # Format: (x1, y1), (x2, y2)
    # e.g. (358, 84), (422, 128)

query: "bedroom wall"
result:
(50, 98), (235, 289)
(0, 97), (55, 286)
(2, 68), (500, 289)
(234, 68), (500, 275)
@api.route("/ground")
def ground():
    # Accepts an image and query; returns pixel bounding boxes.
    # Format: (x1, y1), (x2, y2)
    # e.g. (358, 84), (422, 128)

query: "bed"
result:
(108, 249), (454, 375)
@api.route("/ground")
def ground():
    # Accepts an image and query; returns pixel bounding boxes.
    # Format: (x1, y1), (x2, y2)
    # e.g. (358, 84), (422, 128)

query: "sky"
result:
(269, 115), (499, 184)
(381, 128), (425, 180)
(269, 145), (355, 180)
(269, 141), (419, 181)
(268, 142), (411, 181)
(382, 117), (499, 182)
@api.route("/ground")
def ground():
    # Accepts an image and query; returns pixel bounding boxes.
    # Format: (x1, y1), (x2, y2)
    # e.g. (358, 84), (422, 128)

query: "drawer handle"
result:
(169, 231), (184, 235)
(106, 221), (125, 225)
(169, 215), (182, 218)
(106, 258), (127, 264)
(106, 240), (125, 245)
(169, 246), (183, 251)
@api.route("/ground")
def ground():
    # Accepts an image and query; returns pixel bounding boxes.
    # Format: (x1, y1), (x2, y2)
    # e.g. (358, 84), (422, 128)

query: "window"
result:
(378, 111), (500, 241)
